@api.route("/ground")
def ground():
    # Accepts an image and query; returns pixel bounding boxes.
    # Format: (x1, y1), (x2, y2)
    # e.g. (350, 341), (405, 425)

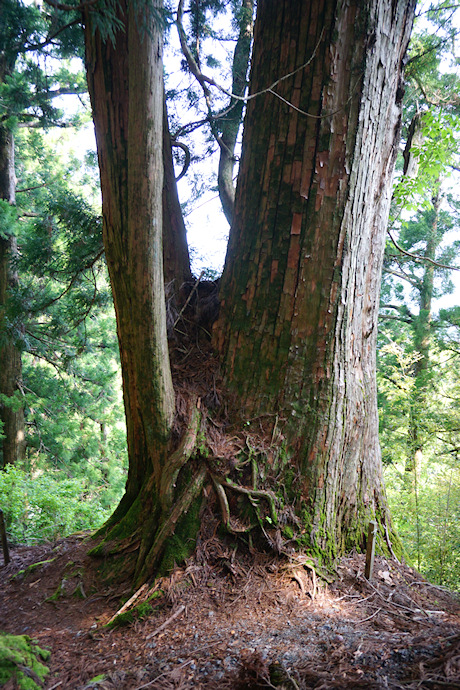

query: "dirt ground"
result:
(1, 532), (459, 690)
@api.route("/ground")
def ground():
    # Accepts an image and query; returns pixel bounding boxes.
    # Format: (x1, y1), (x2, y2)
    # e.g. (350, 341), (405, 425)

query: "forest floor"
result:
(0, 532), (459, 690)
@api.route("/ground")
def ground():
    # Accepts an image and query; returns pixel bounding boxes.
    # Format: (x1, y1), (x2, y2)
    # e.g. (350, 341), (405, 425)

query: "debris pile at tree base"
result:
(0, 533), (459, 689)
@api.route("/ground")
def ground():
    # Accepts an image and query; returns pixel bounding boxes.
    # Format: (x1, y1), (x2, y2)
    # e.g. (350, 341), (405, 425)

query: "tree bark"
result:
(0, 125), (26, 468)
(83, 1), (175, 555)
(215, 0), (415, 555)
(84, 0), (416, 585)
(217, 0), (254, 226)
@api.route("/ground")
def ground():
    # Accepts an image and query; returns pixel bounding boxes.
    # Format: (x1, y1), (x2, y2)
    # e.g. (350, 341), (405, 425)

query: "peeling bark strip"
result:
(216, 0), (415, 554)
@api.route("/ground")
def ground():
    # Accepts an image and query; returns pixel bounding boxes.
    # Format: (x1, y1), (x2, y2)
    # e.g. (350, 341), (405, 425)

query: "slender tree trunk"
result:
(163, 99), (192, 290)
(83, 1), (176, 561)
(406, 185), (439, 476)
(0, 125), (26, 468)
(215, 0), (415, 555)
(84, 1), (208, 586)
(217, 0), (254, 226)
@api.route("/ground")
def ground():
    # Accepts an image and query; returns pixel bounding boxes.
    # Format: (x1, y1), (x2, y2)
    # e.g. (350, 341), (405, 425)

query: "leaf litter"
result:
(0, 531), (459, 689)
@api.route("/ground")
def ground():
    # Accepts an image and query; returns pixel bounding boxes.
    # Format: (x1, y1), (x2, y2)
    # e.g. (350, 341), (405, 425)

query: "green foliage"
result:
(6, 125), (128, 497)
(0, 633), (50, 690)
(0, 200), (19, 240)
(0, 463), (117, 544)
(385, 460), (460, 591)
(378, 334), (460, 589)
(379, 3), (460, 588)
(392, 110), (458, 212)
(0, 0), (85, 129)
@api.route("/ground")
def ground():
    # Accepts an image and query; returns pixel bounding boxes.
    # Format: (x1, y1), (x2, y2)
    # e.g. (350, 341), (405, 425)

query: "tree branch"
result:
(23, 19), (81, 51)
(387, 229), (460, 272)
(171, 140), (191, 181)
(29, 248), (104, 314)
(383, 266), (420, 289)
(176, 8), (356, 123)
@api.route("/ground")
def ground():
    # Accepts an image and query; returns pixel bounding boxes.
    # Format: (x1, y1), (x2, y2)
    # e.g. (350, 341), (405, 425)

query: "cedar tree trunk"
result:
(215, 0), (415, 556)
(84, 0), (416, 586)
(217, 0), (254, 226)
(84, 1), (204, 585)
(0, 125), (26, 468)
(162, 99), (193, 290)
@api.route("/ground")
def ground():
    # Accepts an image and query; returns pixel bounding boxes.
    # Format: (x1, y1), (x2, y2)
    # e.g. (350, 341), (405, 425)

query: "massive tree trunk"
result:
(215, 0), (415, 555)
(85, 0), (415, 586)
(0, 125), (26, 468)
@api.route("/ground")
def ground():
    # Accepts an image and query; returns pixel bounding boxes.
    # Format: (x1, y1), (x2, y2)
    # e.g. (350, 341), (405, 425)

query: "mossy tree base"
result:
(89, 400), (401, 589)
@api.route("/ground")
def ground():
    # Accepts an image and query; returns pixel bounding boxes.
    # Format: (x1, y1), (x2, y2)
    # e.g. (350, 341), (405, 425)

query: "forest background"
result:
(0, 0), (459, 591)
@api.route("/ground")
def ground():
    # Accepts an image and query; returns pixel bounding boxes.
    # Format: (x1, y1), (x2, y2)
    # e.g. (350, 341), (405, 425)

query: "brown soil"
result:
(1, 533), (459, 690)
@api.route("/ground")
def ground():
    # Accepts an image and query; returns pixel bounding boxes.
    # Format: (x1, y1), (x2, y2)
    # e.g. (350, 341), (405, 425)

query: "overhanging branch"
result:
(387, 229), (460, 272)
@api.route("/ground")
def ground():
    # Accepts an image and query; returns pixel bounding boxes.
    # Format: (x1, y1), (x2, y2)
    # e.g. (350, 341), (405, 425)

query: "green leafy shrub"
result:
(0, 464), (116, 544)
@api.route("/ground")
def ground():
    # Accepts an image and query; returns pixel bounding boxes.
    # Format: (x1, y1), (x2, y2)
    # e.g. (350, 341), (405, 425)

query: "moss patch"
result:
(0, 633), (50, 690)
(158, 494), (202, 575)
(12, 558), (56, 581)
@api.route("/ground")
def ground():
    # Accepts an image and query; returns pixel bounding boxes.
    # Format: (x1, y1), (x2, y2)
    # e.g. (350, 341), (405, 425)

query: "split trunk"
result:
(84, 0), (415, 585)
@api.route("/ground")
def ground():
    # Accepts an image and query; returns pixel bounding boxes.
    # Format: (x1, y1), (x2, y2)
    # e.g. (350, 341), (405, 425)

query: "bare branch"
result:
(387, 228), (460, 272)
(176, 9), (359, 123)
(171, 140), (191, 181)
(23, 19), (81, 51)
(16, 184), (48, 193)
(383, 266), (420, 289)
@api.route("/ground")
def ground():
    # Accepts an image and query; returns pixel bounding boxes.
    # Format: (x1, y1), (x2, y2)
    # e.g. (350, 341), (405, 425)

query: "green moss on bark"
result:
(157, 493), (203, 575)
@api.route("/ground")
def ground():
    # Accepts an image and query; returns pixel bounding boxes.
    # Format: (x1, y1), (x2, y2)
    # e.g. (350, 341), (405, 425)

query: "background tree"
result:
(0, 0), (84, 467)
(377, 2), (460, 584)
(176, 0), (254, 226)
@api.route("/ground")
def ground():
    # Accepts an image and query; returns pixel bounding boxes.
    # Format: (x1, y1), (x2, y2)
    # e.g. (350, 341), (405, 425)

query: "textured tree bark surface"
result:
(84, 0), (416, 584)
(216, 0), (416, 554)
(0, 125), (26, 467)
(84, 1), (175, 534)
(84, 1), (206, 586)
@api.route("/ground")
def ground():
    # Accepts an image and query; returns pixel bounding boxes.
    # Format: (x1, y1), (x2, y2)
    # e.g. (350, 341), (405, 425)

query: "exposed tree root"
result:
(211, 473), (279, 537)
(160, 395), (201, 511)
(135, 466), (208, 587)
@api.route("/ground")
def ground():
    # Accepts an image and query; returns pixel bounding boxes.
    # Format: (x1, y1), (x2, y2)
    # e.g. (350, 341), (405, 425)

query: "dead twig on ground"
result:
(146, 604), (186, 640)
